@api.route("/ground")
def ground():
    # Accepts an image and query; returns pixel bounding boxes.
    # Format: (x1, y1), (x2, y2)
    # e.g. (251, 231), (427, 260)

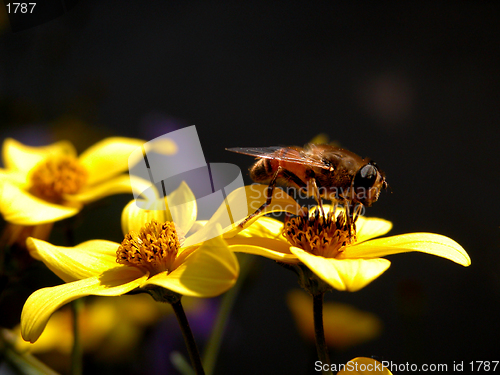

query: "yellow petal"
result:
(78, 137), (144, 185)
(121, 197), (168, 235)
(227, 237), (297, 262)
(290, 247), (391, 292)
(231, 216), (285, 240)
(237, 184), (302, 227)
(26, 238), (121, 282)
(66, 175), (145, 204)
(341, 232), (471, 266)
(166, 181), (197, 235)
(21, 267), (147, 343)
(2, 138), (76, 173)
(0, 168), (29, 187)
(128, 174), (161, 202)
(146, 137), (178, 155)
(120, 181), (196, 235)
(127, 137), (177, 166)
(145, 235), (239, 297)
(14, 308), (74, 354)
(188, 220), (208, 234)
(355, 216), (393, 243)
(186, 185), (301, 246)
(338, 357), (393, 375)
(0, 182), (79, 225)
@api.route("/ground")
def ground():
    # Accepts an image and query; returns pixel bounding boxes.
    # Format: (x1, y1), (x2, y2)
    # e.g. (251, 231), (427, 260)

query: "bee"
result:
(227, 144), (387, 230)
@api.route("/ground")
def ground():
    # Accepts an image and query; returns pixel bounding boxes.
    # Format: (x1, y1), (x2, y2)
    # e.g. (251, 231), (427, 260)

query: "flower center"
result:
(282, 207), (356, 258)
(29, 156), (88, 203)
(116, 220), (185, 276)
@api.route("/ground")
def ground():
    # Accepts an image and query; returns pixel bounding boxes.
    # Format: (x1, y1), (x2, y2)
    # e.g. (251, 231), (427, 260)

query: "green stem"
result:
(203, 254), (254, 375)
(1, 329), (59, 375)
(70, 299), (83, 375)
(171, 298), (206, 375)
(202, 287), (236, 375)
(3, 347), (60, 375)
(313, 292), (332, 375)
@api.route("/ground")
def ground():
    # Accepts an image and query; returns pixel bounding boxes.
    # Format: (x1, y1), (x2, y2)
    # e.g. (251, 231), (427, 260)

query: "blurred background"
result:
(0, 1), (498, 374)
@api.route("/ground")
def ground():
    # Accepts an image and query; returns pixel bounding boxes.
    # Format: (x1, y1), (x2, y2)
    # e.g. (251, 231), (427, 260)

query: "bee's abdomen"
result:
(249, 158), (275, 183)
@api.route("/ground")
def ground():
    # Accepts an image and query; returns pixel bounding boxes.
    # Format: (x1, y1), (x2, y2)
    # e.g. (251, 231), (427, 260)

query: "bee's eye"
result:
(354, 164), (378, 189)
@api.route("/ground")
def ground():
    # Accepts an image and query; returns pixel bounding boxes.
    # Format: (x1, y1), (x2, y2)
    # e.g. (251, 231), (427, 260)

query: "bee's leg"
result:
(344, 200), (353, 239)
(344, 202), (362, 240)
(239, 167), (283, 228)
(353, 203), (362, 222)
(352, 203), (363, 236)
(309, 178), (325, 218)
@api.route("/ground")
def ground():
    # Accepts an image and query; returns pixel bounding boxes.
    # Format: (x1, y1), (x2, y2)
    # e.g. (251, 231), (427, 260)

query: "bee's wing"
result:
(226, 146), (283, 159)
(226, 146), (330, 170)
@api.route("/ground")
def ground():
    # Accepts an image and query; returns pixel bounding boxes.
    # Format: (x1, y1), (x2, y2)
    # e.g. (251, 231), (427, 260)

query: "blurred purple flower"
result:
(140, 112), (188, 141)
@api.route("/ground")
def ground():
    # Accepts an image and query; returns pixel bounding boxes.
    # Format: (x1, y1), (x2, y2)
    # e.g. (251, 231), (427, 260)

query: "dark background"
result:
(0, 2), (499, 374)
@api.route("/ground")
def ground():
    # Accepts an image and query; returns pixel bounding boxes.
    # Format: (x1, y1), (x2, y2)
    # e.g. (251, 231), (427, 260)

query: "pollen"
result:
(29, 156), (88, 203)
(116, 220), (185, 276)
(282, 207), (355, 258)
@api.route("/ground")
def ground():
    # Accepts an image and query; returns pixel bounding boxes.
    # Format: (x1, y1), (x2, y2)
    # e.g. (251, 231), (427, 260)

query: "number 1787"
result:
(6, 3), (36, 13)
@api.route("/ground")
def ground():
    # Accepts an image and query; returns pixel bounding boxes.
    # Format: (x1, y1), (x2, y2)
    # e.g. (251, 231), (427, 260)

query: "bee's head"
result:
(352, 162), (386, 206)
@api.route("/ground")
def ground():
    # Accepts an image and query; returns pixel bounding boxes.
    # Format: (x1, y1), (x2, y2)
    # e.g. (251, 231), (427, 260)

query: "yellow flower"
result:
(227, 201), (470, 292)
(337, 357), (393, 374)
(287, 289), (382, 350)
(21, 182), (239, 343)
(0, 137), (160, 229)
